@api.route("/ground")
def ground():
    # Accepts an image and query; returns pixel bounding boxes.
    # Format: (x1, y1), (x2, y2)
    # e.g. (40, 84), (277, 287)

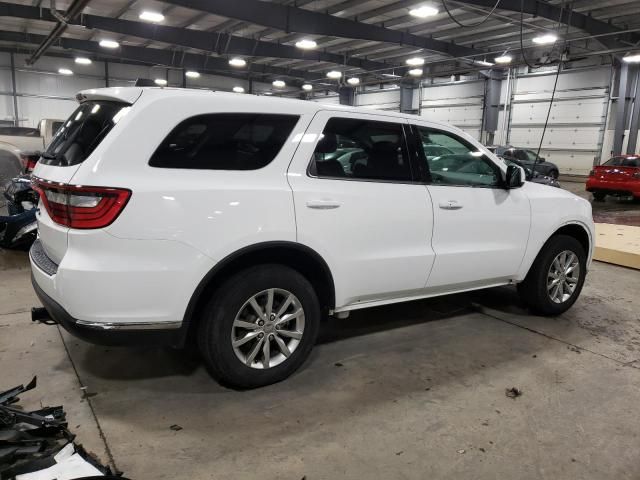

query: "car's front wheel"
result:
(592, 191), (606, 201)
(198, 264), (320, 389)
(517, 234), (587, 316)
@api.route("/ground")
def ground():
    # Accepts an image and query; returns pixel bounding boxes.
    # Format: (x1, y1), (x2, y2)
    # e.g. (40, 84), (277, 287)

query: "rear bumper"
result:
(31, 273), (186, 347)
(586, 178), (640, 196)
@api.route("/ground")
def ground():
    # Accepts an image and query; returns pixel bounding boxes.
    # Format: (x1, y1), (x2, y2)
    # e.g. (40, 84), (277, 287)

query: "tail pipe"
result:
(31, 307), (57, 325)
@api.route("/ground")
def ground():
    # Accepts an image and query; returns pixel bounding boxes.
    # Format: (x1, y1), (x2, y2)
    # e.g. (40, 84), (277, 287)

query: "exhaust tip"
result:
(31, 307), (56, 325)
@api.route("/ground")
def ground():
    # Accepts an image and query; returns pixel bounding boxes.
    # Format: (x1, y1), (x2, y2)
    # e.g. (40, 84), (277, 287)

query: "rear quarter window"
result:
(149, 113), (299, 170)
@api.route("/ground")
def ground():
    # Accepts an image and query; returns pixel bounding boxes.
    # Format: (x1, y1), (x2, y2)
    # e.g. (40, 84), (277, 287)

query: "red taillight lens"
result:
(33, 178), (131, 229)
(20, 155), (38, 173)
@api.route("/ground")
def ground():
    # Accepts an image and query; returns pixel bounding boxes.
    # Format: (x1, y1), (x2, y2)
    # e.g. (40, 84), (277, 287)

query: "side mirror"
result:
(505, 164), (525, 189)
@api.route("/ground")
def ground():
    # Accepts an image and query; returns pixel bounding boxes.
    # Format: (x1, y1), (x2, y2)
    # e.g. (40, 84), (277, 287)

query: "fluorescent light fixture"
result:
(302, 84), (313, 91)
(58, 68), (73, 75)
(295, 39), (317, 50)
(409, 5), (438, 18)
(185, 70), (200, 78)
(406, 57), (425, 66)
(494, 54), (513, 64)
(229, 57), (246, 67)
(99, 39), (119, 49)
(74, 57), (91, 65)
(272, 80), (286, 88)
(475, 60), (493, 67)
(263, 91), (273, 95)
(532, 33), (558, 44)
(154, 78), (167, 86)
(382, 73), (401, 78)
(347, 77), (360, 85)
(326, 70), (342, 79)
(232, 86), (245, 93)
(408, 68), (423, 76)
(139, 11), (164, 22)
(623, 52), (640, 63)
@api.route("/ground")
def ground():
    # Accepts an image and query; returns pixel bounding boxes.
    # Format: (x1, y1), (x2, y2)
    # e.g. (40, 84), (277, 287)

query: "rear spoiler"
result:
(75, 86), (143, 104)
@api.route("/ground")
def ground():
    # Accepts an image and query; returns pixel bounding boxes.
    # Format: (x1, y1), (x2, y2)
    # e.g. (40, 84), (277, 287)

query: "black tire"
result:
(592, 192), (606, 202)
(517, 234), (587, 316)
(197, 264), (321, 389)
(550, 169), (559, 179)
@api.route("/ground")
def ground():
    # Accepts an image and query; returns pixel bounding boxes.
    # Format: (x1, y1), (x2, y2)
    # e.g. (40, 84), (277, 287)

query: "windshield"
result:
(40, 101), (129, 167)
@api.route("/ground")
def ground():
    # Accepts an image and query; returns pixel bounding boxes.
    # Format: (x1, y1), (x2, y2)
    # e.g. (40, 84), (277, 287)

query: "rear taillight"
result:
(20, 154), (38, 173)
(32, 178), (131, 229)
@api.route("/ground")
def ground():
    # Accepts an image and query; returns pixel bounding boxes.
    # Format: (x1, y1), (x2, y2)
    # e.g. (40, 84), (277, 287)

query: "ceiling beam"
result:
(0, 30), (325, 82)
(0, 2), (390, 72)
(158, 0), (485, 58)
(451, 0), (640, 49)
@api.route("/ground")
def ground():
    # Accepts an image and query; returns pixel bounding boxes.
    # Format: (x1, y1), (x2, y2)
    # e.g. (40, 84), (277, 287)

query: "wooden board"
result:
(593, 223), (640, 270)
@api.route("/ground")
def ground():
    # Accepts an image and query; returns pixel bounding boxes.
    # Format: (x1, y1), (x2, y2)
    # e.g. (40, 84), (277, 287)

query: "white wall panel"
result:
(357, 89), (400, 110)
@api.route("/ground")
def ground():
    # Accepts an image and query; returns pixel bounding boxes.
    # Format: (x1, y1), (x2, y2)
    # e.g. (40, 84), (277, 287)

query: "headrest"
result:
(315, 132), (338, 154)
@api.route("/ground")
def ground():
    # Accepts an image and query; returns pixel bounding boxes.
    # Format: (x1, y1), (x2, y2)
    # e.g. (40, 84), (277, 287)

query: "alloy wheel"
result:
(547, 250), (580, 304)
(231, 288), (305, 369)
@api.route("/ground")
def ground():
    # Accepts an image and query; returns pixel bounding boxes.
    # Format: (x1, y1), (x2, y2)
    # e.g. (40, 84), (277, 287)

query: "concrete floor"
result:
(2, 245), (639, 480)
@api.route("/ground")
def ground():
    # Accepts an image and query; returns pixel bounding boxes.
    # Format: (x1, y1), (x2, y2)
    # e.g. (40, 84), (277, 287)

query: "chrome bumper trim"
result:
(74, 320), (183, 331)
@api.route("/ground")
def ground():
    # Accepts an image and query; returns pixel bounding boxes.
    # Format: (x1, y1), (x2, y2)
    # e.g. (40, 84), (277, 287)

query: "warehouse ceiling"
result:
(0, 0), (639, 89)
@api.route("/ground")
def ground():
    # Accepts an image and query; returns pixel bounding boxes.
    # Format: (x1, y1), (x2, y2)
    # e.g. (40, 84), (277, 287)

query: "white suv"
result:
(30, 87), (594, 388)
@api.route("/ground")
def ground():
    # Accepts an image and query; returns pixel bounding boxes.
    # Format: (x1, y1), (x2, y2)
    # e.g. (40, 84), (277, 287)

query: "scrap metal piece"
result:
(0, 377), (36, 406)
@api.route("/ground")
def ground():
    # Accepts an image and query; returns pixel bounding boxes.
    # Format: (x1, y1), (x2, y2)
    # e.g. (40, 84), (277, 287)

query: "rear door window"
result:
(40, 101), (129, 167)
(149, 113), (299, 170)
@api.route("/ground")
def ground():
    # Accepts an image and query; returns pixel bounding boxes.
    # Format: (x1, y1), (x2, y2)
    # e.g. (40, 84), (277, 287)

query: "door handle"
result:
(306, 200), (341, 210)
(439, 200), (463, 210)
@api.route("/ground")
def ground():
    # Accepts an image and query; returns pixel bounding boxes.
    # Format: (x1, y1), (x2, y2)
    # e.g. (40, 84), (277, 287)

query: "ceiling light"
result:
(99, 39), (119, 49)
(295, 39), (317, 50)
(382, 73), (401, 78)
(229, 57), (246, 67)
(495, 54), (513, 64)
(272, 80), (286, 88)
(347, 77), (360, 85)
(409, 5), (438, 18)
(263, 91), (273, 95)
(408, 68), (423, 76)
(623, 52), (640, 63)
(58, 68), (73, 75)
(326, 70), (342, 79)
(532, 33), (558, 44)
(74, 57), (91, 65)
(406, 57), (425, 66)
(185, 70), (200, 78)
(302, 84), (313, 91)
(139, 11), (164, 23)
(233, 86), (245, 93)
(475, 60), (493, 67)
(154, 78), (167, 86)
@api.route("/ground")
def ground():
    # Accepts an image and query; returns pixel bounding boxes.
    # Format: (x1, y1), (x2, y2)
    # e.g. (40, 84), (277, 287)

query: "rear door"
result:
(32, 99), (131, 263)
(287, 111), (435, 309)
(411, 123), (531, 288)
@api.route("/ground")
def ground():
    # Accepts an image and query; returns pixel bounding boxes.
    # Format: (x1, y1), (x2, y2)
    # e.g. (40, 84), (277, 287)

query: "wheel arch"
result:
(177, 241), (336, 347)
(551, 222), (591, 258)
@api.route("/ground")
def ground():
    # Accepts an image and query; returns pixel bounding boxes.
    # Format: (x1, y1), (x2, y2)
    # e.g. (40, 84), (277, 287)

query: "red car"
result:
(586, 155), (640, 201)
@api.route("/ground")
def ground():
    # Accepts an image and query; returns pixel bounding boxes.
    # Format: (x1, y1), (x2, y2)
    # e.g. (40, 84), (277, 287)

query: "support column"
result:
(482, 75), (502, 145)
(400, 80), (420, 115)
(612, 63), (636, 155)
(627, 68), (640, 154)
(10, 53), (18, 127)
(104, 61), (109, 87)
(338, 86), (355, 106)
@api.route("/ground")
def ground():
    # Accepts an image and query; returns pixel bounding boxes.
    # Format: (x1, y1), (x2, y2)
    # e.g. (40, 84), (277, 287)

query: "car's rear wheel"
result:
(197, 264), (320, 389)
(592, 191), (606, 201)
(517, 235), (587, 316)
(550, 169), (559, 179)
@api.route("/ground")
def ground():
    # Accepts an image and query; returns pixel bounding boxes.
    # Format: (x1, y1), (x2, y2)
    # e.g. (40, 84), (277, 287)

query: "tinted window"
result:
(40, 101), (128, 167)
(604, 156), (640, 167)
(309, 118), (412, 182)
(149, 114), (299, 170)
(417, 127), (501, 187)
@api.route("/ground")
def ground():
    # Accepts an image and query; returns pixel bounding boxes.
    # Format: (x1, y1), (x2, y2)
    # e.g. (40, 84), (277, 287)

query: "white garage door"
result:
(508, 67), (610, 175)
(420, 81), (484, 140)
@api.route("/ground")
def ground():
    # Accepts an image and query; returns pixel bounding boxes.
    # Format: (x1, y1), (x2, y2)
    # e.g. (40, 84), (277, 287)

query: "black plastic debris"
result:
(0, 377), (128, 480)
(505, 387), (523, 399)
